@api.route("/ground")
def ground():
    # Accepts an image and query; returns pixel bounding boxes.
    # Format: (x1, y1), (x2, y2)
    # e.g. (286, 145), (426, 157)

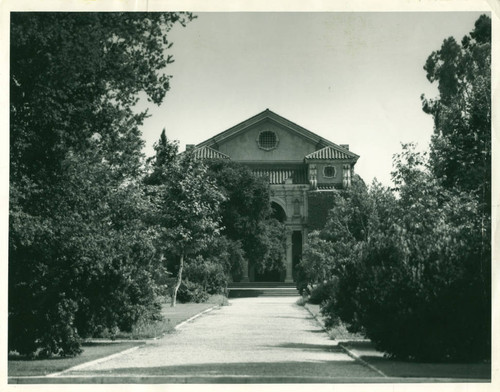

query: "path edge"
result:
(175, 305), (220, 330)
(302, 302), (388, 378)
(45, 304), (221, 378)
(46, 345), (143, 377)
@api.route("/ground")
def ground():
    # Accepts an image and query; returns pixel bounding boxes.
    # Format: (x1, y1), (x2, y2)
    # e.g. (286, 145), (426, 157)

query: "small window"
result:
(323, 165), (336, 178)
(258, 130), (278, 150)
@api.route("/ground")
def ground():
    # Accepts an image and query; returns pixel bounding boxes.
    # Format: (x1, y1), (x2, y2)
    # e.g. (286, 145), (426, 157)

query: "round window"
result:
(323, 165), (336, 178)
(258, 130), (278, 150)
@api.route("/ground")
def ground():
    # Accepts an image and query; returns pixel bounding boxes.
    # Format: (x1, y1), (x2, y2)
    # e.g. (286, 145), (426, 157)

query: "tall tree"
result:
(11, 13), (193, 185)
(145, 128), (179, 185)
(9, 12), (193, 356)
(421, 14), (491, 209)
(147, 141), (225, 306)
(163, 153), (224, 307)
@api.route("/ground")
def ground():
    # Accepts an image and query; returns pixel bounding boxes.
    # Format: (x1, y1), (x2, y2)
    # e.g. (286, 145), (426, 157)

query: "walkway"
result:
(60, 297), (382, 382)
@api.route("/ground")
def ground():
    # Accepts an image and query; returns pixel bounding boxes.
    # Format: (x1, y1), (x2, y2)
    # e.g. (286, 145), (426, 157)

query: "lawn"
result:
(113, 295), (226, 339)
(8, 341), (140, 377)
(8, 295), (225, 377)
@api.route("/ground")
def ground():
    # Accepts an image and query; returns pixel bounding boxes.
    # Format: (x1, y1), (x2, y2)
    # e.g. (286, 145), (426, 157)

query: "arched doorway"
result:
(271, 201), (286, 222)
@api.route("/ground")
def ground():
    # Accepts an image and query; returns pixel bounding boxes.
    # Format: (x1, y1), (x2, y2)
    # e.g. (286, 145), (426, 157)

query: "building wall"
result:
(216, 121), (318, 162)
(197, 110), (359, 282)
(316, 162), (342, 184)
(270, 184), (309, 224)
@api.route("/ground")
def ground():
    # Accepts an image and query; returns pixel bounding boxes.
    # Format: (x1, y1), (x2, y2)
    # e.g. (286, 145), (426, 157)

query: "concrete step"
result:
(227, 286), (299, 298)
(228, 282), (296, 289)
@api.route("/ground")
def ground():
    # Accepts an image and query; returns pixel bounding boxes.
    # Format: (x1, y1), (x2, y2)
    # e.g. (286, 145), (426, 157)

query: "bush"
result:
(294, 264), (312, 296)
(318, 155), (490, 361)
(183, 255), (229, 295)
(309, 281), (337, 305)
(176, 280), (209, 303)
(9, 174), (165, 357)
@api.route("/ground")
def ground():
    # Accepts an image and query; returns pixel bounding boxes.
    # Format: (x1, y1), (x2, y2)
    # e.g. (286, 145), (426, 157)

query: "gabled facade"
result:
(192, 109), (359, 282)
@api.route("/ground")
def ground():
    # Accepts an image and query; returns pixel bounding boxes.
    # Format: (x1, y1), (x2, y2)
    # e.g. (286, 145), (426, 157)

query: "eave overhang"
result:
(304, 146), (359, 162)
(193, 145), (230, 160)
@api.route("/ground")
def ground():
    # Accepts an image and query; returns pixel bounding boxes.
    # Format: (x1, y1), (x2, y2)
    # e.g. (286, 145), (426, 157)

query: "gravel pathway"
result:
(65, 297), (381, 381)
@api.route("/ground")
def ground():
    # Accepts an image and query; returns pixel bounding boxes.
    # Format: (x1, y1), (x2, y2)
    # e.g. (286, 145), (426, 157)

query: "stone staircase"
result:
(227, 282), (299, 298)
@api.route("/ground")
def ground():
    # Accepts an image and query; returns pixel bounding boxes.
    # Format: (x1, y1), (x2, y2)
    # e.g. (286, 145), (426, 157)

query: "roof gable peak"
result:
(196, 109), (337, 149)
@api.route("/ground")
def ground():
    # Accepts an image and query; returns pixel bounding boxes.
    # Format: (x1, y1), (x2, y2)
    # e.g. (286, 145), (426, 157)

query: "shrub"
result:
(318, 151), (490, 361)
(183, 255), (229, 295)
(176, 280), (209, 303)
(307, 191), (336, 231)
(294, 264), (312, 296)
(309, 280), (337, 305)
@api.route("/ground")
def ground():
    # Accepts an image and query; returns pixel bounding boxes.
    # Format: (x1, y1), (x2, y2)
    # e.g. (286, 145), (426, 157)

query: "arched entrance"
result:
(271, 201), (286, 222)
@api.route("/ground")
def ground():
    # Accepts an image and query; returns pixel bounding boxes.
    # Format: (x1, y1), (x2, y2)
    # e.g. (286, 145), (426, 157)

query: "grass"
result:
(113, 294), (226, 339)
(94, 295), (227, 340)
(305, 302), (365, 341)
(8, 341), (140, 377)
(9, 294), (226, 377)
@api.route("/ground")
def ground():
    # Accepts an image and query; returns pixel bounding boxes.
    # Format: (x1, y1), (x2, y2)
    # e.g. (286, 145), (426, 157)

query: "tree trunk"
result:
(171, 251), (184, 307)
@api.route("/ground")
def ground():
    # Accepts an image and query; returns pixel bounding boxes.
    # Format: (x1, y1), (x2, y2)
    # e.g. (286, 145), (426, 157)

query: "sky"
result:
(135, 12), (486, 187)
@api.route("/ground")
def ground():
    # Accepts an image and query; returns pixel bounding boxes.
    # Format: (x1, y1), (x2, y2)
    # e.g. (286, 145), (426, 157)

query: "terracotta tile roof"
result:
(305, 146), (358, 160)
(252, 167), (308, 184)
(193, 146), (230, 160)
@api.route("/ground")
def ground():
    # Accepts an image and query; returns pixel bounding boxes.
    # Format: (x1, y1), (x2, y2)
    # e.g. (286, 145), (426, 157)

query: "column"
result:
(343, 164), (351, 188)
(285, 230), (293, 283)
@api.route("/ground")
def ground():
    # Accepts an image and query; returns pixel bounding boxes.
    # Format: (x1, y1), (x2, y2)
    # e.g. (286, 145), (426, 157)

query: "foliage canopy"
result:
(9, 12), (193, 357)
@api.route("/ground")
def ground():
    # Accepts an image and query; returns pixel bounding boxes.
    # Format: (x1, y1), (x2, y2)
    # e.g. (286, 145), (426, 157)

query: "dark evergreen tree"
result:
(421, 14), (491, 210)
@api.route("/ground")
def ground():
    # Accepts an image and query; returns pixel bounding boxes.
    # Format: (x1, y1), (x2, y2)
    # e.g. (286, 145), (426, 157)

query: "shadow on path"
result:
(68, 360), (380, 378)
(270, 342), (344, 352)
